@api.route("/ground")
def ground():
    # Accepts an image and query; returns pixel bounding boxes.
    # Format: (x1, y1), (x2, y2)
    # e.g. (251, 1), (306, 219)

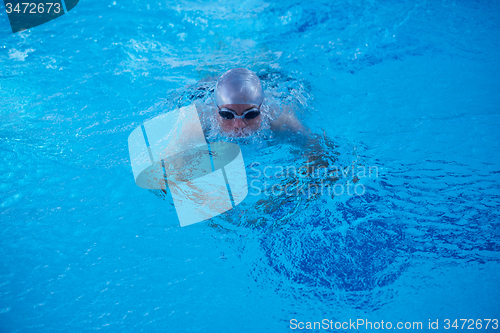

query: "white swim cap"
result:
(215, 68), (264, 107)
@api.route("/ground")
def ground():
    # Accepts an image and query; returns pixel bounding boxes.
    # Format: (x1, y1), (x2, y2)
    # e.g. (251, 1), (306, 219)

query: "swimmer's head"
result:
(214, 68), (264, 137)
(215, 68), (264, 107)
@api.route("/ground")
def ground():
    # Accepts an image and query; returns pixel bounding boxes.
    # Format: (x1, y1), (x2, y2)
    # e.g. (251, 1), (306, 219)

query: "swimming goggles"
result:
(218, 107), (261, 120)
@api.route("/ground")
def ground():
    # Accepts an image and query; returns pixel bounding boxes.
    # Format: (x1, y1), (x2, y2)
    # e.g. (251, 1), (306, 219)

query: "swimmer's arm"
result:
(269, 105), (310, 135)
(268, 105), (329, 159)
(269, 106), (337, 166)
(269, 105), (318, 151)
(174, 103), (209, 149)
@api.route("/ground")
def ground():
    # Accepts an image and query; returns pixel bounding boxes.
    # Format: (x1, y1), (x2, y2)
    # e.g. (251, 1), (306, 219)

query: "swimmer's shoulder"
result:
(268, 104), (309, 135)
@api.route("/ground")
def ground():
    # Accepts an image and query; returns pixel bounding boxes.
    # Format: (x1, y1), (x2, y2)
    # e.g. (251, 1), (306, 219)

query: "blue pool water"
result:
(1, 0), (499, 332)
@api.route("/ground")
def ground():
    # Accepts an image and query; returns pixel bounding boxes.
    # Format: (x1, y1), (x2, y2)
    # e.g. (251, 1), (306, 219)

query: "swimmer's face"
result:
(217, 104), (262, 137)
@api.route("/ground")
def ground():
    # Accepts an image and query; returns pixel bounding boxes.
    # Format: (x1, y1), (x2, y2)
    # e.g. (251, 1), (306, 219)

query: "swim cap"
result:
(215, 68), (264, 107)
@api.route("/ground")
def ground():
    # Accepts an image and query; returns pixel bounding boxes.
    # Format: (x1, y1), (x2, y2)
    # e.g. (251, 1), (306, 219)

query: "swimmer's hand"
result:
(293, 129), (339, 169)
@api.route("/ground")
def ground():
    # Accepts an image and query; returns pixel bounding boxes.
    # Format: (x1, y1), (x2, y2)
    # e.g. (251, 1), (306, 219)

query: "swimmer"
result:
(203, 68), (309, 138)
(156, 68), (338, 198)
